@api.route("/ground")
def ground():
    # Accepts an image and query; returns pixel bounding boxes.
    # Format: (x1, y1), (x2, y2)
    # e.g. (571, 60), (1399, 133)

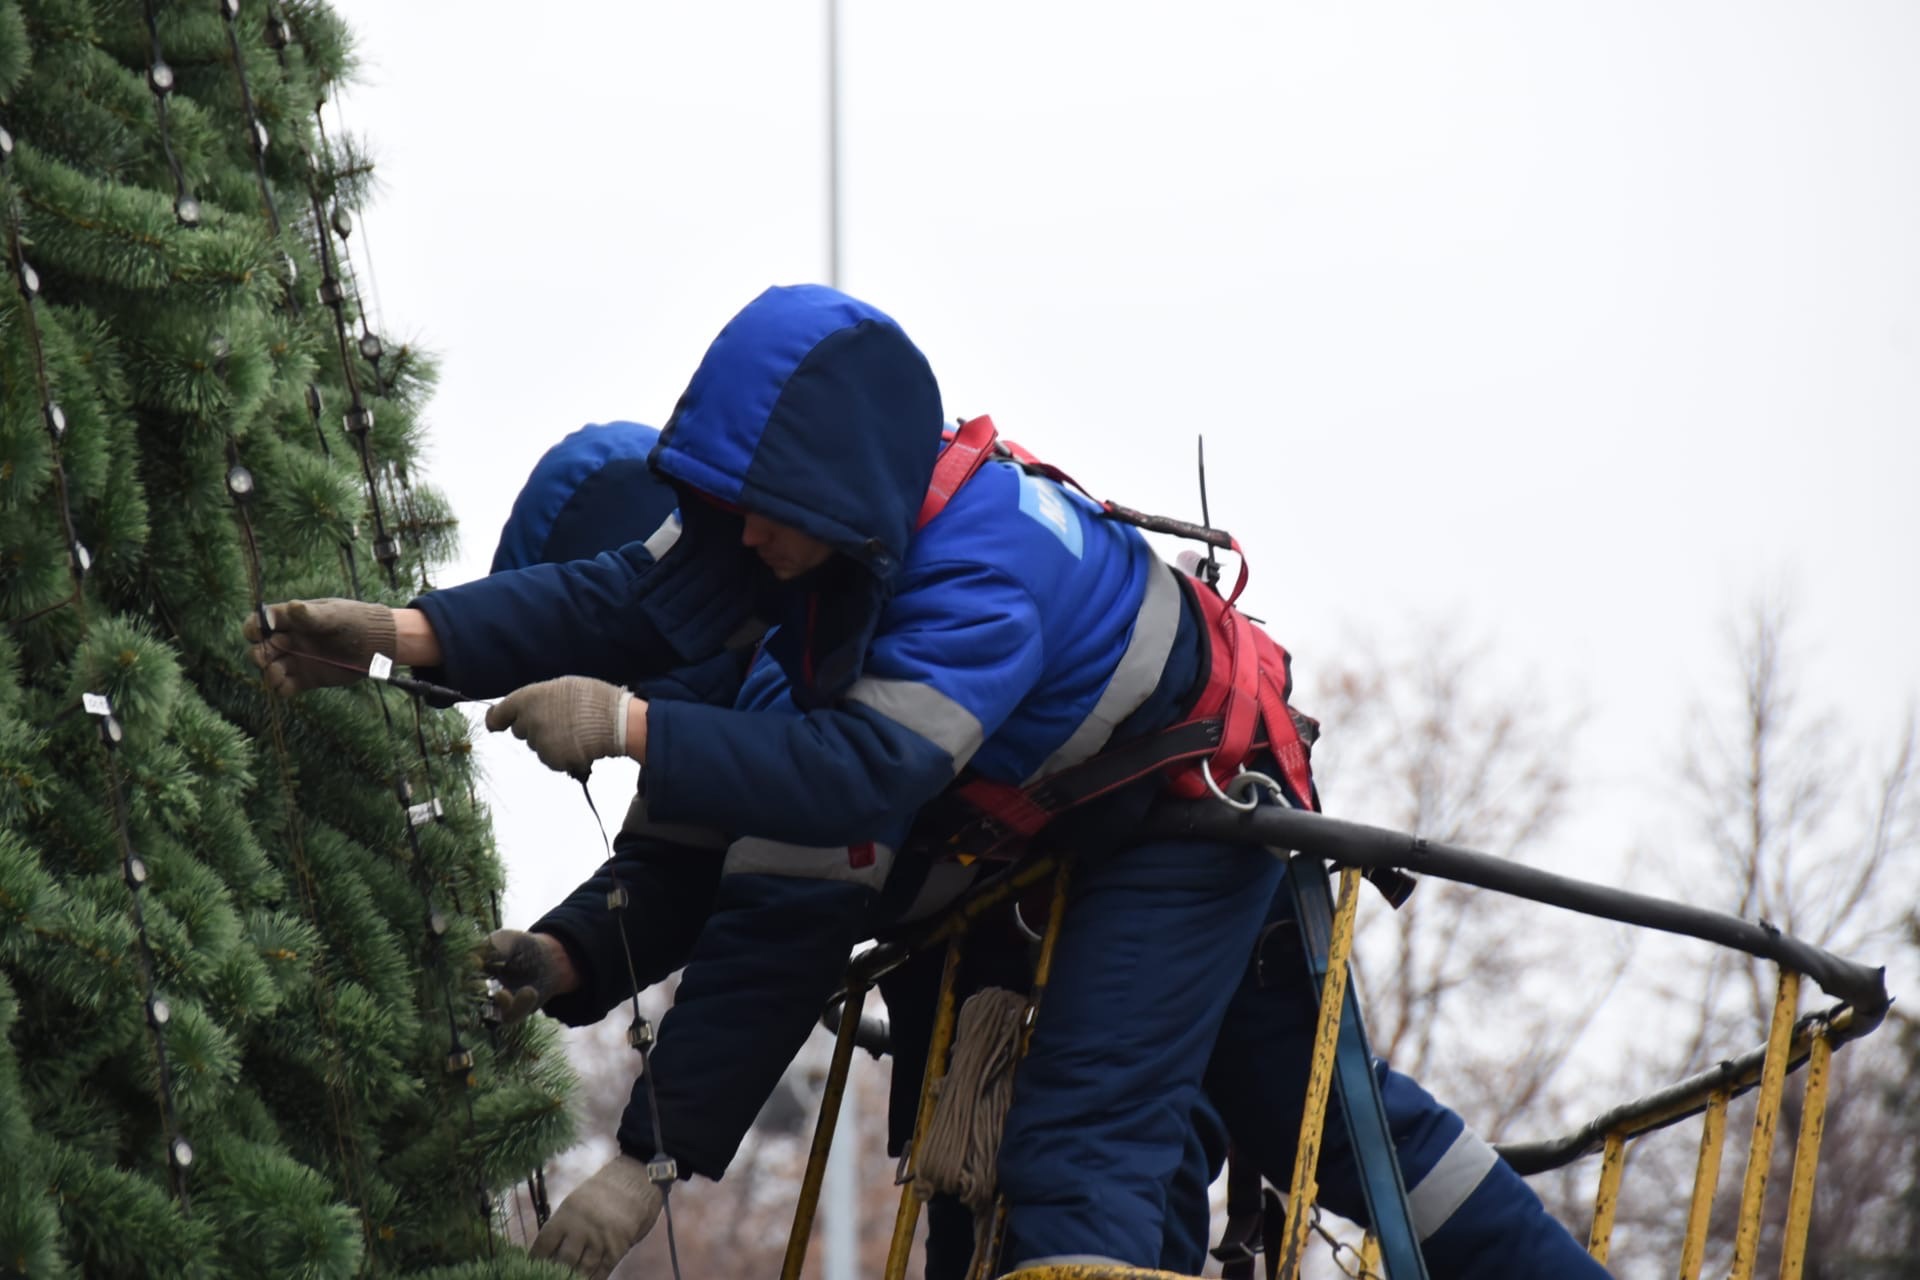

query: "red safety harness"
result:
(910, 415), (1322, 866)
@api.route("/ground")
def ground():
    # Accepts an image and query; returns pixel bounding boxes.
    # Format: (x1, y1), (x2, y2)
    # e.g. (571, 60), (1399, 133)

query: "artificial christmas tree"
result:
(0, 2), (571, 1274)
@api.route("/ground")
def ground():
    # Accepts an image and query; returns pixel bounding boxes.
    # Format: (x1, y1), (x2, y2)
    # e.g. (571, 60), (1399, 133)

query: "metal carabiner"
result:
(1199, 762), (1287, 812)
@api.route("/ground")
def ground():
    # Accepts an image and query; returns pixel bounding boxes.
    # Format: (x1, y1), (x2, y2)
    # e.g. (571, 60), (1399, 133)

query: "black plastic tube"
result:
(1145, 802), (1890, 1014)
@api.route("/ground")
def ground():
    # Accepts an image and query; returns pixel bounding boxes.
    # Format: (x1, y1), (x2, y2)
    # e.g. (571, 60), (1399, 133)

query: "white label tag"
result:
(407, 798), (443, 827)
(368, 653), (394, 680)
(82, 692), (111, 716)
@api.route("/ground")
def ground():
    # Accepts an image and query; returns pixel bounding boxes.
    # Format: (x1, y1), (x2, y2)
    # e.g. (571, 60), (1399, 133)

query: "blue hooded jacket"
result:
(415, 285), (1196, 885)
(637, 286), (1196, 884)
(487, 421), (742, 708)
(490, 421), (678, 574)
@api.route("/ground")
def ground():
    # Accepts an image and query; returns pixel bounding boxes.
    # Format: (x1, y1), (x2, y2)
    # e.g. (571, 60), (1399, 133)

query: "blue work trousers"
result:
(996, 842), (1610, 1277)
(997, 836), (1284, 1267)
(1204, 880), (1612, 1278)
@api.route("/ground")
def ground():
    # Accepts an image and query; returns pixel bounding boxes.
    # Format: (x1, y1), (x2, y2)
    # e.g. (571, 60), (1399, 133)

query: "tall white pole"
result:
(824, 1061), (859, 1280)
(826, 0), (843, 288)
(824, 8), (856, 1275)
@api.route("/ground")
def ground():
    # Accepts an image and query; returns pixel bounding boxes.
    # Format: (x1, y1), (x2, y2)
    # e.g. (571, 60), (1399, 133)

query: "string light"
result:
(0, 7), (548, 1248)
(217, 0), (282, 238)
(0, 92), (194, 1222)
(0, 133), (85, 623)
(140, 1), (199, 228)
(576, 787), (685, 1276)
(87, 693), (194, 1211)
(289, 93), (513, 1249)
(191, 9), (502, 1249)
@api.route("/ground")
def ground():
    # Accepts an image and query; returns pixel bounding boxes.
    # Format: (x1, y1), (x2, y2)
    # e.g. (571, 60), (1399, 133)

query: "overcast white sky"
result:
(324, 0), (1918, 1062)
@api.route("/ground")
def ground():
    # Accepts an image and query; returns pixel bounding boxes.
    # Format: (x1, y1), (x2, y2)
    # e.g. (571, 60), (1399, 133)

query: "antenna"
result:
(1197, 436), (1221, 588)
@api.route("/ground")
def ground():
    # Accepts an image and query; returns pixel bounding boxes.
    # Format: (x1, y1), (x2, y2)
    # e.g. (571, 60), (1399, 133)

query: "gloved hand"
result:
(484, 676), (634, 775)
(482, 929), (575, 1026)
(530, 1152), (664, 1279)
(243, 598), (397, 695)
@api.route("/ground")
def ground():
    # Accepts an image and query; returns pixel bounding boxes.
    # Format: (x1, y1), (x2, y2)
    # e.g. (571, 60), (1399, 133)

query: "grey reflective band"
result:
(1407, 1125), (1500, 1240)
(643, 510), (683, 561)
(620, 791), (728, 850)
(1024, 559), (1184, 783)
(722, 837), (895, 890)
(844, 676), (986, 770)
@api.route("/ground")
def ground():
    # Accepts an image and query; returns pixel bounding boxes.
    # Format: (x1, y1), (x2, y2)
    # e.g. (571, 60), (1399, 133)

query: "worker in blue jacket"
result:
(473, 416), (1229, 1278)
(248, 285), (1609, 1278)
(476, 419), (741, 1027)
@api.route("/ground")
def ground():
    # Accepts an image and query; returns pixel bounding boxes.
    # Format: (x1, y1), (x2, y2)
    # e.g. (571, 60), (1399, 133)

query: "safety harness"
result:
(911, 414), (1336, 869)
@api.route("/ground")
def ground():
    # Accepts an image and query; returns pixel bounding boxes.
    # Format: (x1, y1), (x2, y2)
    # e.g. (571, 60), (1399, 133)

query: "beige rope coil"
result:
(912, 986), (1030, 1215)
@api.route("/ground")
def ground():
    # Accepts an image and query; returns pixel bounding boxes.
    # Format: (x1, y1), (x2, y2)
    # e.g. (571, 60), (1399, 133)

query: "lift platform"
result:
(775, 801), (1890, 1280)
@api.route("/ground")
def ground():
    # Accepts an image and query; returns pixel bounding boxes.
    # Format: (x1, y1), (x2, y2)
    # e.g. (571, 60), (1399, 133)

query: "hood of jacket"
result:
(649, 285), (943, 587)
(648, 286), (945, 704)
(491, 421), (667, 572)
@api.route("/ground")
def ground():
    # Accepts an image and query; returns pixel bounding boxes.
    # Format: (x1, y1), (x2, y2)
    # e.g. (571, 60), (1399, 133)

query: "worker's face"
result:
(741, 512), (834, 580)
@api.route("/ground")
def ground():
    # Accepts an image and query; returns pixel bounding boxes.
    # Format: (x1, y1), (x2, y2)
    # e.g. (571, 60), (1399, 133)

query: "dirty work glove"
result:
(243, 598), (397, 695)
(530, 1153), (664, 1280)
(484, 676), (632, 775)
(482, 929), (573, 1026)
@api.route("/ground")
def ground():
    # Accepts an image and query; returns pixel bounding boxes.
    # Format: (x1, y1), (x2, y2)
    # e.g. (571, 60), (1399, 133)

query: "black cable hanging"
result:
(0, 115), (191, 1210)
(319, 105), (600, 1230)
(141, 0), (203, 229)
(321, 200), (465, 889)
(95, 696), (197, 1212)
(214, 0), (281, 240)
(296, 88), (502, 1259)
(136, 7), (386, 1243)
(579, 799), (685, 1279)
(0, 126), (89, 627)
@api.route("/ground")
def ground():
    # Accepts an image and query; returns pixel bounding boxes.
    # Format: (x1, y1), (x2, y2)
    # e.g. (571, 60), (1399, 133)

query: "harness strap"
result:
(1165, 581), (1317, 811)
(917, 414), (999, 529)
(1214, 1146), (1266, 1279)
(923, 416), (1251, 599)
(925, 718), (1229, 863)
(908, 415), (1323, 868)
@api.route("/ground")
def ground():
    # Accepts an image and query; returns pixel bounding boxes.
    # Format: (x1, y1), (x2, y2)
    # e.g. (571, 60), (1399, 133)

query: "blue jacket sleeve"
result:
(641, 559), (1044, 845)
(531, 826), (725, 1026)
(410, 504), (764, 697)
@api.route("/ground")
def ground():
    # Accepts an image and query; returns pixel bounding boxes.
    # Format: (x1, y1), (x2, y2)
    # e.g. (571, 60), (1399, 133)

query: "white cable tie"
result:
(82, 692), (112, 717)
(368, 653), (394, 681)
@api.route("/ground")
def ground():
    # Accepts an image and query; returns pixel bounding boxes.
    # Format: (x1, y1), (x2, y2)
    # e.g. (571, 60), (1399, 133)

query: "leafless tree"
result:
(1306, 627), (1626, 1139)
(1596, 599), (1919, 1279)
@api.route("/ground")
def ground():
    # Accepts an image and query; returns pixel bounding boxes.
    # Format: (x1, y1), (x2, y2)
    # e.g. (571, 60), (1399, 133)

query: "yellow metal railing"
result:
(1273, 865), (1364, 1280)
(775, 802), (1890, 1280)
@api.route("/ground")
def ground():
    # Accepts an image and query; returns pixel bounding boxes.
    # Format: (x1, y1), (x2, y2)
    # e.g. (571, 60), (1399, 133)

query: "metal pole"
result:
(826, 0), (842, 288)
(1585, 1132), (1627, 1263)
(885, 939), (966, 1279)
(783, 984), (868, 1280)
(825, 1069), (858, 1280)
(1676, 1089), (1730, 1280)
(1729, 970), (1801, 1280)
(1778, 1025), (1835, 1280)
(1274, 866), (1364, 1280)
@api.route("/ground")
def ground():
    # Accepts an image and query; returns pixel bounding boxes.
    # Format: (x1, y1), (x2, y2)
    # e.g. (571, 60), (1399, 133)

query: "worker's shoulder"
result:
(902, 458), (1143, 592)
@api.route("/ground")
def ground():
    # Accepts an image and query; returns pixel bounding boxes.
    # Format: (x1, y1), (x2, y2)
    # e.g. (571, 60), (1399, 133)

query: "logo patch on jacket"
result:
(1017, 472), (1083, 557)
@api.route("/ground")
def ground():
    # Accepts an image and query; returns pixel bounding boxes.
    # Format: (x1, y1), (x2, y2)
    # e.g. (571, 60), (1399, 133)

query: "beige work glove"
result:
(484, 676), (632, 776)
(243, 598), (397, 695)
(530, 1153), (664, 1279)
(483, 929), (572, 1026)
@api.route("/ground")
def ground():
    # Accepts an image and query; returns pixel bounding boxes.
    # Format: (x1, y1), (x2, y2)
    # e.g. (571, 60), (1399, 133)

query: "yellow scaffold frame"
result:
(776, 801), (1889, 1280)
